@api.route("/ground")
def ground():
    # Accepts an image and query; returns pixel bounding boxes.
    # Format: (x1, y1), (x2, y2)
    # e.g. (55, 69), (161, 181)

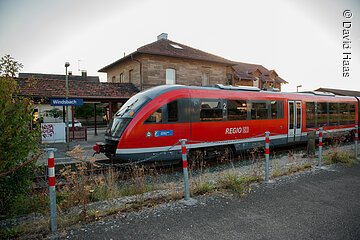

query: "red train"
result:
(93, 84), (359, 162)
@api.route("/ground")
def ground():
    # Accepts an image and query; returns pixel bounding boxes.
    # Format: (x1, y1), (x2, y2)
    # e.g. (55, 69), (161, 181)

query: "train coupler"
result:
(93, 142), (106, 155)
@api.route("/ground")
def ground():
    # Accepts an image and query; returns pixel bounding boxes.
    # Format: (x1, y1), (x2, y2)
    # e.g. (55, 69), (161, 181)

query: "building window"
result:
(129, 69), (133, 83)
(253, 78), (259, 88)
(111, 76), (116, 82)
(120, 73), (124, 83)
(166, 68), (176, 84)
(226, 74), (232, 85)
(202, 72), (209, 86)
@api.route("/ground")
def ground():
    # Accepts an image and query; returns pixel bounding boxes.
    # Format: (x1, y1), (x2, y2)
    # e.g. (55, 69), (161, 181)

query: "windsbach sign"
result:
(50, 98), (84, 106)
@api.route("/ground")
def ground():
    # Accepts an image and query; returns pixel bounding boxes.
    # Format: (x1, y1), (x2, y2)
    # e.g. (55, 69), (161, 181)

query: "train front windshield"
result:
(106, 94), (151, 138)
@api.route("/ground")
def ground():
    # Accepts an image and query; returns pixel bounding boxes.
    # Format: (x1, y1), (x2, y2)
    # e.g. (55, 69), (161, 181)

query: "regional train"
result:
(93, 84), (359, 162)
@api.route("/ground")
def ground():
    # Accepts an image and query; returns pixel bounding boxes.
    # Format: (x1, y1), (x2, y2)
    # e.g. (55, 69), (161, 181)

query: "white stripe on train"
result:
(115, 127), (355, 155)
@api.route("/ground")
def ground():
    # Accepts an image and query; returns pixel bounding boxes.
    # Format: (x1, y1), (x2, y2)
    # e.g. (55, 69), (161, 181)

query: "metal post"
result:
(65, 62), (70, 150)
(318, 127), (323, 167)
(71, 105), (75, 141)
(355, 125), (358, 160)
(265, 131), (270, 183)
(94, 103), (98, 136)
(46, 148), (57, 234)
(180, 139), (190, 201)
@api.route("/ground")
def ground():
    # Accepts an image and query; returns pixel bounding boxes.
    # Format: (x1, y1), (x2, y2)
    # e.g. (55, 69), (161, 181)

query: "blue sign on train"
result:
(50, 98), (84, 106)
(155, 130), (174, 137)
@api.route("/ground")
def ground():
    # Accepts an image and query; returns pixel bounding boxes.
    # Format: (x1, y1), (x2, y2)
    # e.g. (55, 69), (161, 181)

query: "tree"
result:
(0, 55), (40, 216)
(0, 54), (23, 78)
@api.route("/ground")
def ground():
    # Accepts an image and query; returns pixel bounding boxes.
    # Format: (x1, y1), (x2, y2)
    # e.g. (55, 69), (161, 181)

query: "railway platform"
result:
(36, 127), (108, 165)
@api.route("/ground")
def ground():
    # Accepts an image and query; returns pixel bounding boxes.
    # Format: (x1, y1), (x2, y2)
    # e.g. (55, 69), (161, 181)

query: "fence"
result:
(69, 127), (87, 141)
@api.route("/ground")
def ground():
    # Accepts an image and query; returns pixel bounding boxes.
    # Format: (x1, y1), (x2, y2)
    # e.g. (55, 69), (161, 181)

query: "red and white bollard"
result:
(46, 148), (57, 234)
(265, 131), (270, 183)
(179, 139), (190, 201)
(355, 125), (358, 160)
(318, 127), (323, 167)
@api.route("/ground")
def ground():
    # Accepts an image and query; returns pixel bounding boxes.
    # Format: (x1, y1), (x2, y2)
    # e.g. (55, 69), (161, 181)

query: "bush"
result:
(0, 55), (40, 217)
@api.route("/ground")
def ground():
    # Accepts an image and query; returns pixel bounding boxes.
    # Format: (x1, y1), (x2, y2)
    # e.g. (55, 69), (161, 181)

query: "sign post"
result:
(50, 98), (84, 148)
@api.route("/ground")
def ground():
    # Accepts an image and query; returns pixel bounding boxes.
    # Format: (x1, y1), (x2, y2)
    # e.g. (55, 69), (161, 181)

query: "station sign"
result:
(50, 98), (84, 106)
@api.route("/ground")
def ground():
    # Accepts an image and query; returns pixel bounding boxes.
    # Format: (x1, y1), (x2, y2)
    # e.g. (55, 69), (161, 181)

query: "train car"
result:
(93, 84), (359, 162)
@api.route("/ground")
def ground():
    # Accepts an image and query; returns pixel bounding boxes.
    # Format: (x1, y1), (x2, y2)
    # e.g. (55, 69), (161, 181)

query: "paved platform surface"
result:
(65, 163), (360, 240)
(37, 127), (108, 165)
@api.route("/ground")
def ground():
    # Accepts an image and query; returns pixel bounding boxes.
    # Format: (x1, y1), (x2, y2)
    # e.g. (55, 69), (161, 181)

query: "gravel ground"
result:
(61, 162), (360, 240)
(2, 144), (358, 239)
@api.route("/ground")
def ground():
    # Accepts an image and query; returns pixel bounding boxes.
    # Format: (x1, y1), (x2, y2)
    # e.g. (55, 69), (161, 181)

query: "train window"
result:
(145, 108), (162, 123)
(167, 100), (178, 122)
(277, 101), (284, 119)
(250, 102), (269, 120)
(349, 103), (356, 124)
(270, 101), (284, 119)
(289, 102), (294, 129)
(339, 103), (349, 125)
(306, 102), (316, 128)
(296, 102), (301, 129)
(329, 103), (339, 126)
(227, 100), (247, 120)
(271, 101), (277, 119)
(145, 100), (179, 124)
(200, 100), (223, 121)
(317, 102), (328, 127)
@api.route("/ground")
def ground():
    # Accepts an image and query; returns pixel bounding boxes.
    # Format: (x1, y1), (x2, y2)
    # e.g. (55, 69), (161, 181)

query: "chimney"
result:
(81, 70), (87, 80)
(157, 33), (168, 41)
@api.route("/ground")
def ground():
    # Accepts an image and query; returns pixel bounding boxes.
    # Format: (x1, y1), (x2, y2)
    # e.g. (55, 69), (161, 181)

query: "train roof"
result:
(140, 84), (357, 101)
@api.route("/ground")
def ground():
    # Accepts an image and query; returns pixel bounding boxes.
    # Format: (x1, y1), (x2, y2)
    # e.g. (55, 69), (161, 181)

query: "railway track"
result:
(34, 141), (352, 190)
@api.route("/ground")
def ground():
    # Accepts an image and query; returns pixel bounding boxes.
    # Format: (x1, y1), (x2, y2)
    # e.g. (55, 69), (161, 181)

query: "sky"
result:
(0, 0), (359, 92)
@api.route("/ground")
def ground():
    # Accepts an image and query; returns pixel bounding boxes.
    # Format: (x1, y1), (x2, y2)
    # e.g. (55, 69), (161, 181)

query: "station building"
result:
(16, 33), (289, 133)
(99, 33), (287, 91)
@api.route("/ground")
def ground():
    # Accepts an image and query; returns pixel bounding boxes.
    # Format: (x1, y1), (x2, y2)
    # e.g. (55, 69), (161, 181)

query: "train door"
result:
(288, 101), (302, 142)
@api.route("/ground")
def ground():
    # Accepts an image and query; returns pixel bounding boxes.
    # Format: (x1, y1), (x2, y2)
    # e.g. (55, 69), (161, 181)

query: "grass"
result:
(324, 150), (357, 166)
(192, 181), (216, 195)
(0, 226), (23, 239)
(218, 173), (257, 196)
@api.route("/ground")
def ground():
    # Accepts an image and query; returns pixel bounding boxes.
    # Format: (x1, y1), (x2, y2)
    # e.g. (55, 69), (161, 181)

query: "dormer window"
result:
(169, 43), (183, 50)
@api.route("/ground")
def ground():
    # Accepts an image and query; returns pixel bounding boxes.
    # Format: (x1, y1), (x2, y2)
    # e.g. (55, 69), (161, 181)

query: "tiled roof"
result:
(315, 88), (360, 97)
(19, 73), (100, 83)
(16, 77), (139, 100)
(99, 39), (237, 72)
(259, 75), (275, 82)
(233, 62), (288, 84)
(275, 76), (287, 84)
(233, 71), (257, 81)
(234, 62), (269, 75)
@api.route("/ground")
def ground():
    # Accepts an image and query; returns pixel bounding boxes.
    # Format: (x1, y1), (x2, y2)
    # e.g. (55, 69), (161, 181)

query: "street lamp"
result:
(65, 62), (70, 149)
(296, 85), (302, 92)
